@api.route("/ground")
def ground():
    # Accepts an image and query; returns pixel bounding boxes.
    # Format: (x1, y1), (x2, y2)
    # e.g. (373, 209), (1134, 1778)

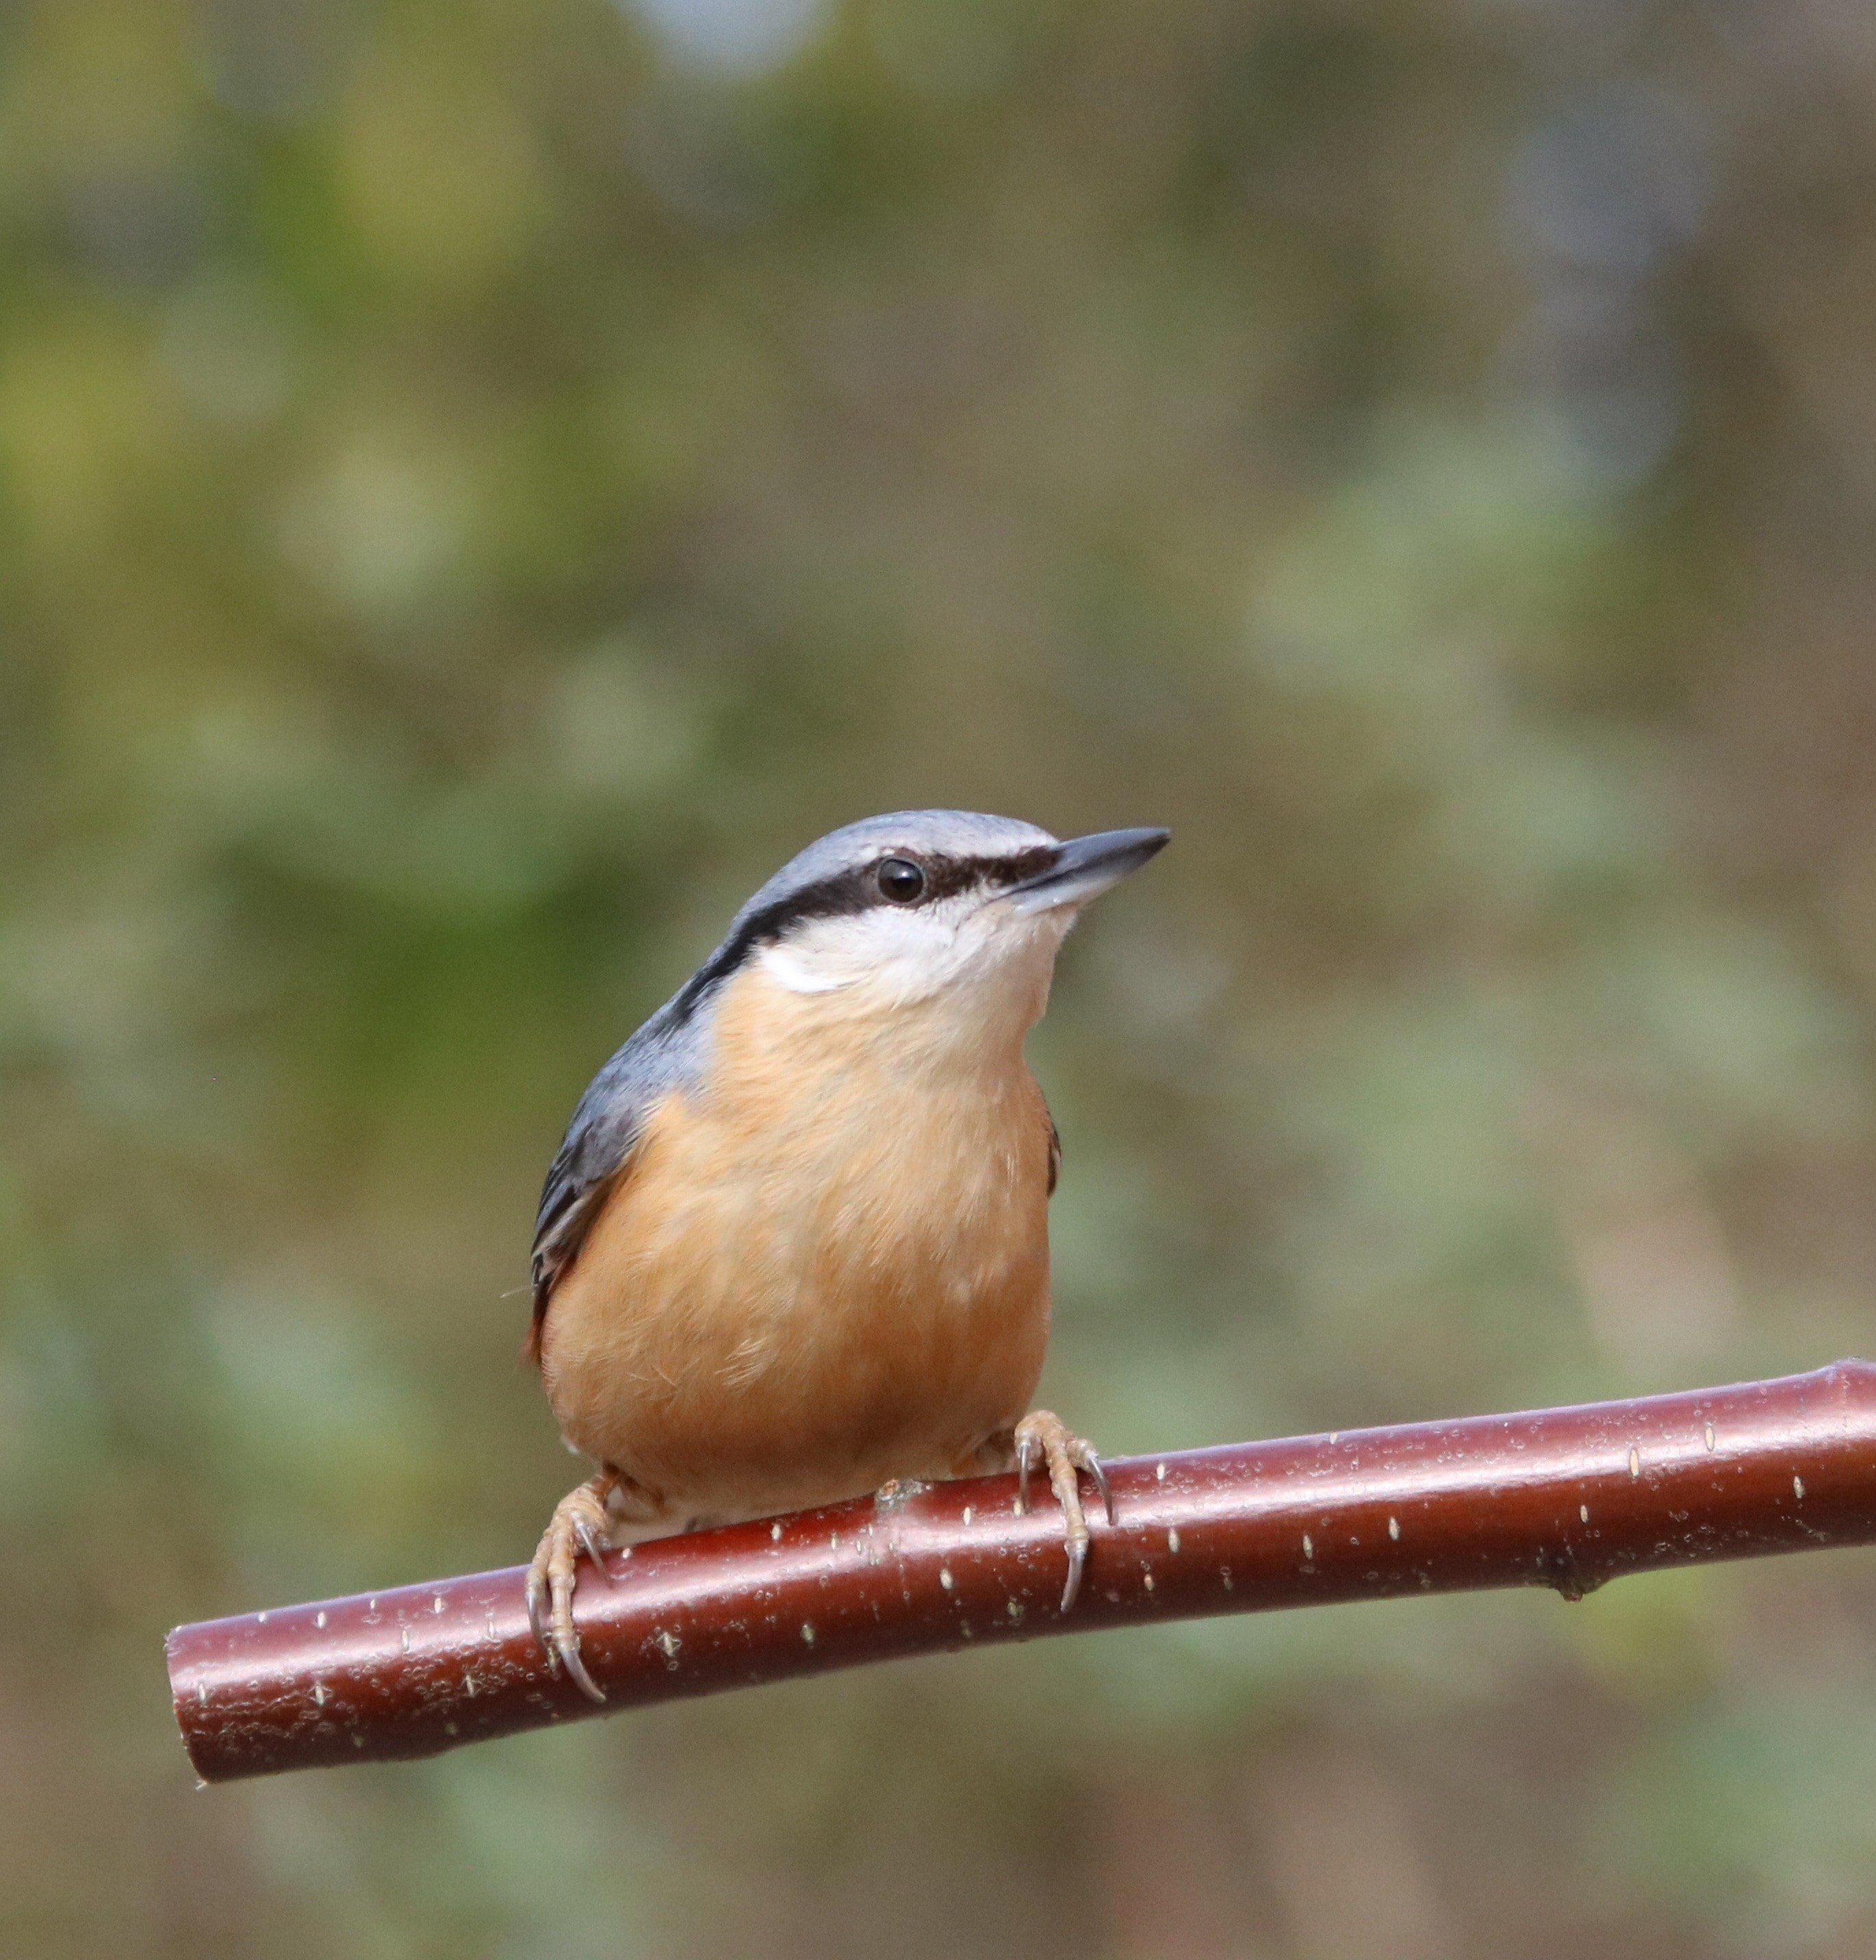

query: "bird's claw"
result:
(574, 1513), (615, 1579)
(1013, 1410), (1114, 1612)
(525, 1566), (549, 1653)
(1088, 1450), (1116, 1527)
(526, 1477), (615, 1703)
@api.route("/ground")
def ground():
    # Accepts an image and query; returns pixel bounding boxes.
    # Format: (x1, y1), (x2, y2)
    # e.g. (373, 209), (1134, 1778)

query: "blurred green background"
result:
(6, 0), (1876, 1954)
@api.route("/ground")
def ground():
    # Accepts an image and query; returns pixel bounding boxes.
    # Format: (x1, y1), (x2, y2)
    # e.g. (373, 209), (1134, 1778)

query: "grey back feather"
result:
(526, 993), (709, 1345)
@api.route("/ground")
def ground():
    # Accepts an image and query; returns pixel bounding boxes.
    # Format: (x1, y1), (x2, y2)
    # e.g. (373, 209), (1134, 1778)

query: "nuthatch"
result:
(524, 810), (1169, 1699)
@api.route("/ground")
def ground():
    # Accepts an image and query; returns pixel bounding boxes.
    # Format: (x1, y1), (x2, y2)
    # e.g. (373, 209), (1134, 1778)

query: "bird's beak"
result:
(1003, 827), (1170, 915)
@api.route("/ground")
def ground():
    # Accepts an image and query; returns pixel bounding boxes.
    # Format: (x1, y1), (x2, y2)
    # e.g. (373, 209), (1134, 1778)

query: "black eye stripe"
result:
(882, 847), (1057, 905)
(978, 846), (1057, 888)
(672, 842), (1066, 1014)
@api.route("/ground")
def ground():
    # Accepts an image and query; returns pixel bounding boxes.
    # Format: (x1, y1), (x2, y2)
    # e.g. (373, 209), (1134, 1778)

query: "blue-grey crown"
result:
(738, 810), (1057, 922)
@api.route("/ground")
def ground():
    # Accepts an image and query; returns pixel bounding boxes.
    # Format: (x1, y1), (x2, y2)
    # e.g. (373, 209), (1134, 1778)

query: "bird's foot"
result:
(1013, 1409), (1116, 1612)
(526, 1473), (617, 1703)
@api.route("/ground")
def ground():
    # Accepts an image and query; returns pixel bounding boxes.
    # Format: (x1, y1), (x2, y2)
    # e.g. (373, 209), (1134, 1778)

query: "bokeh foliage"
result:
(5, 0), (1876, 1954)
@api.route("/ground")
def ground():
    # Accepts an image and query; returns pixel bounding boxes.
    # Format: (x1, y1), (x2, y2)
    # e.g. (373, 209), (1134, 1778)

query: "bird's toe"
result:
(527, 1475), (616, 1702)
(1012, 1410), (1113, 1612)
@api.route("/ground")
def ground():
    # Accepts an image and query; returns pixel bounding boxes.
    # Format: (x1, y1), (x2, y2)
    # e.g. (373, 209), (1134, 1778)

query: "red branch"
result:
(168, 1363), (1876, 1783)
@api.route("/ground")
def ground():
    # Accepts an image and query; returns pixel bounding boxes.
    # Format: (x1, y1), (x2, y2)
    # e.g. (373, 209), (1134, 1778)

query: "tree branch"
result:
(168, 1362), (1876, 1783)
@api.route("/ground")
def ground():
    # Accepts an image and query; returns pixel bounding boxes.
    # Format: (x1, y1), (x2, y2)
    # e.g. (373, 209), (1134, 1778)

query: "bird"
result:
(524, 809), (1169, 1699)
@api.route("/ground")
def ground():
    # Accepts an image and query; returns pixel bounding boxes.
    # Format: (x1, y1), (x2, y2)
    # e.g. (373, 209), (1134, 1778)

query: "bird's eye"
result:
(876, 856), (926, 903)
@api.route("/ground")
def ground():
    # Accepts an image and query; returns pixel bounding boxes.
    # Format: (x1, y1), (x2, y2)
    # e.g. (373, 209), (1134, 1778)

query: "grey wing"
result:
(526, 1005), (700, 1358)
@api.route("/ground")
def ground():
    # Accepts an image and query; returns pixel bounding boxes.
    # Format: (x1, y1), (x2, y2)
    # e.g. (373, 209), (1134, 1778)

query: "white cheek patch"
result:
(757, 897), (1075, 1021)
(758, 897), (1025, 1001)
(759, 907), (955, 996)
(758, 938), (858, 994)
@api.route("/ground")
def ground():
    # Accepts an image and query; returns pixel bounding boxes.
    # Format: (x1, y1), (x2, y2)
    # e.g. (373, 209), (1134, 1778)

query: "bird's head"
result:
(689, 811), (1169, 1038)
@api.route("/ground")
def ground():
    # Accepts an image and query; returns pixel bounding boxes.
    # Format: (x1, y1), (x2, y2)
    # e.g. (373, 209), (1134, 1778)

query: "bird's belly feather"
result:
(539, 1005), (1053, 1520)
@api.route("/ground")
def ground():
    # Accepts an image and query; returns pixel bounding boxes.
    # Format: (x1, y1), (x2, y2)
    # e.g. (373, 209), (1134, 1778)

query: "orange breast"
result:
(537, 962), (1055, 1519)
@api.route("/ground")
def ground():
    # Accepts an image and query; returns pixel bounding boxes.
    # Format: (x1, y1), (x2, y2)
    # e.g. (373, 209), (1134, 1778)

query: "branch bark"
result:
(168, 1362), (1876, 1783)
